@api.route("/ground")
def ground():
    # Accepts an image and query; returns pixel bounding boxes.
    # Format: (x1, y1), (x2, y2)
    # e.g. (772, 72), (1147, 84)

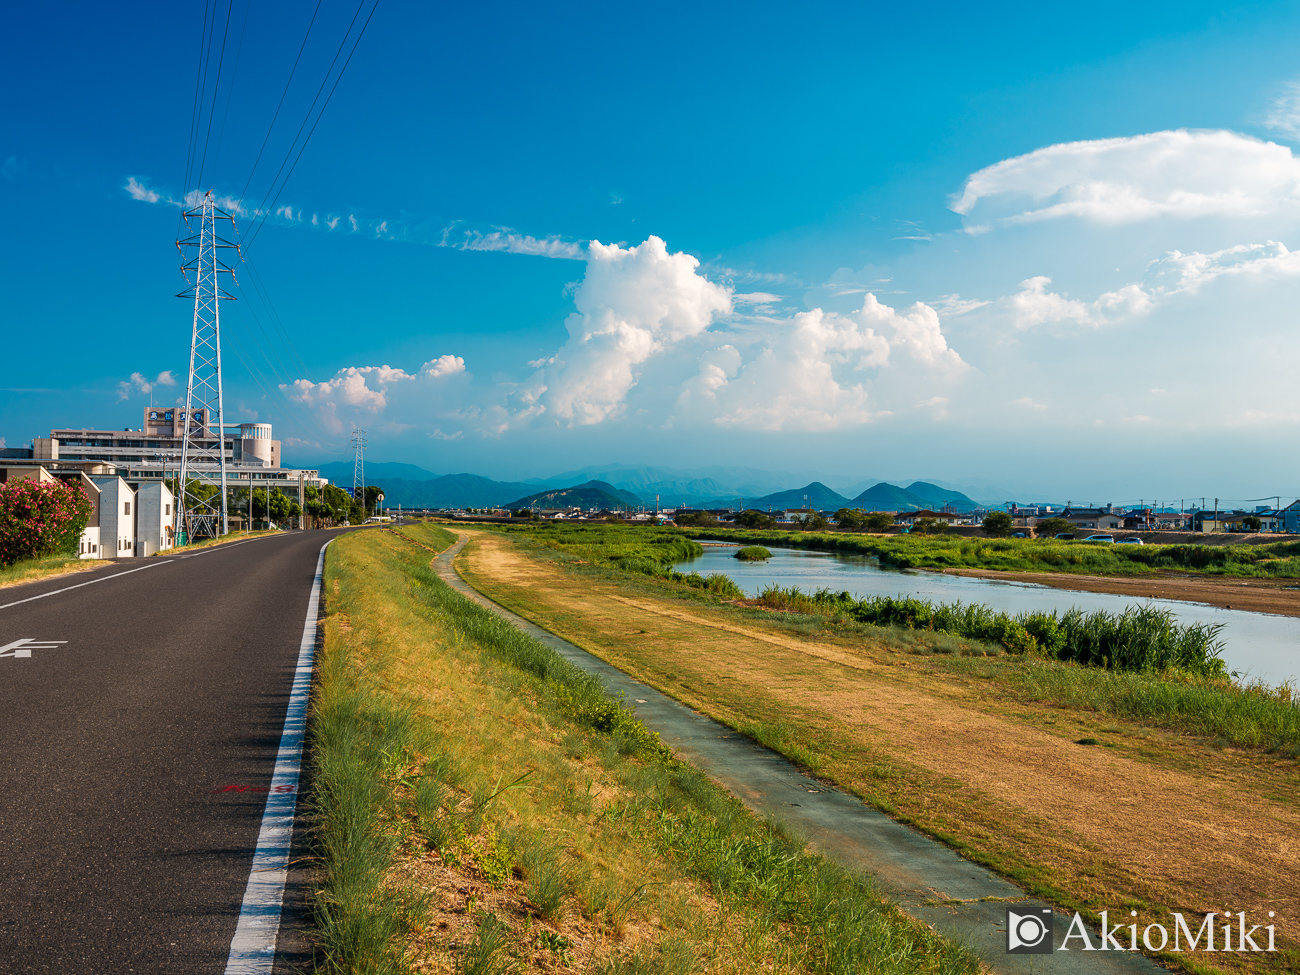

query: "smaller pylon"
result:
(351, 429), (367, 520)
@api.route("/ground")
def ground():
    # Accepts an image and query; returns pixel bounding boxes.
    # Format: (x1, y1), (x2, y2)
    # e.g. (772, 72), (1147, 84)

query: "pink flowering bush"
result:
(0, 478), (94, 567)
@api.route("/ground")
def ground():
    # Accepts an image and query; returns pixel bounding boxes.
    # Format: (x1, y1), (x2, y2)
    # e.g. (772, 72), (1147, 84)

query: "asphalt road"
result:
(0, 530), (343, 974)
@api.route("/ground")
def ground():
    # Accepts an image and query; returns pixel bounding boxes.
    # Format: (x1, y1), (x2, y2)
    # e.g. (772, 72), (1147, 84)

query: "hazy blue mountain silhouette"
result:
(505, 480), (645, 510)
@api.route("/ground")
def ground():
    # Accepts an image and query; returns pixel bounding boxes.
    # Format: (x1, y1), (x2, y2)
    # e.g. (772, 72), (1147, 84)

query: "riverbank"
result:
(946, 566), (1300, 617)
(307, 523), (974, 972)
(452, 527), (1300, 975)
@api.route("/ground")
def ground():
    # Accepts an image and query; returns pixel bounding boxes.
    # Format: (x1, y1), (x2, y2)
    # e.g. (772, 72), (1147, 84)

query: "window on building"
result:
(165, 503), (171, 515)
(124, 502), (131, 515)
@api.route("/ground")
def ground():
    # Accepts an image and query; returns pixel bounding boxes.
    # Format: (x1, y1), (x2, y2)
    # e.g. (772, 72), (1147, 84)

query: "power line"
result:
(210, 0), (253, 179)
(244, 0), (380, 253)
(237, 0), (325, 204)
(195, 0), (237, 193)
(183, 0), (215, 197)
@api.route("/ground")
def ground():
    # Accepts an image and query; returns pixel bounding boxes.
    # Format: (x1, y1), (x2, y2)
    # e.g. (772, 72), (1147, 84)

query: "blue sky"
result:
(6, 1), (1300, 501)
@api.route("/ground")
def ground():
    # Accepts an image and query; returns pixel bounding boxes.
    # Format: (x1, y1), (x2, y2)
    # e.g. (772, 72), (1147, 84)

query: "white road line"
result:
(0, 561), (173, 612)
(224, 538), (330, 975)
(178, 531), (303, 559)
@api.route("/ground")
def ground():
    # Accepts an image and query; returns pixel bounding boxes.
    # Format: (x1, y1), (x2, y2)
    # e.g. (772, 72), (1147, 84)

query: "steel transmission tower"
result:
(352, 429), (367, 518)
(175, 192), (240, 542)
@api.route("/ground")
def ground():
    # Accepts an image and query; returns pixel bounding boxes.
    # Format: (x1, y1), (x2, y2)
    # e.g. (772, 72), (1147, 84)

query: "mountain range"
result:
(301, 459), (1005, 510)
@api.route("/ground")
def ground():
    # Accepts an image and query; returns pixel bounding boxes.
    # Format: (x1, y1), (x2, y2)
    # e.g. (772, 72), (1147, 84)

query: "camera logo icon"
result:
(1006, 907), (1054, 954)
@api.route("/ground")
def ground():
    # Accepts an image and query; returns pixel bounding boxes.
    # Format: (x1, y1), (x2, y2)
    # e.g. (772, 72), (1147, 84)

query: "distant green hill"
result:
(902, 481), (979, 511)
(848, 482), (919, 510)
(365, 473), (539, 508)
(748, 481), (850, 510)
(505, 480), (644, 510)
(848, 481), (979, 511)
(314, 460), (439, 483)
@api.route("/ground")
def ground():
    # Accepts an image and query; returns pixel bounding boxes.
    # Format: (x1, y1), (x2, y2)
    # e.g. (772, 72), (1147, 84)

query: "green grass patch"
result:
(733, 545), (771, 562)
(477, 521), (747, 599)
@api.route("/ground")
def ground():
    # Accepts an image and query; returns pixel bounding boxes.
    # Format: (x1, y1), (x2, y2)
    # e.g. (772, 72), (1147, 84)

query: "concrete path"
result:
(436, 535), (1166, 975)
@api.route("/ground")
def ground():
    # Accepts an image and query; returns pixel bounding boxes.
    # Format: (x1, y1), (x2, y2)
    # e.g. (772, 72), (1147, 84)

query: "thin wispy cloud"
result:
(444, 227), (585, 260)
(1264, 80), (1300, 141)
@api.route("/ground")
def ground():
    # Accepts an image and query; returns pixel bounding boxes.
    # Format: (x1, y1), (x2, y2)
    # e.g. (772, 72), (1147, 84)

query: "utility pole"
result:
(351, 429), (367, 522)
(175, 192), (239, 542)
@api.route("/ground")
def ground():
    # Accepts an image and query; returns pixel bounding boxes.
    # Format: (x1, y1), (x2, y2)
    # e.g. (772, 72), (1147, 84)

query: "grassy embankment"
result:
(0, 552), (99, 590)
(682, 526), (1300, 578)
(307, 522), (976, 974)
(452, 525), (1300, 975)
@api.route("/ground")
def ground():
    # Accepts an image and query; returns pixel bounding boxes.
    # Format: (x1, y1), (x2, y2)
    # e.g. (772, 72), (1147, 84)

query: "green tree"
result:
(794, 512), (829, 530)
(736, 509), (776, 529)
(1035, 517), (1074, 538)
(863, 511), (895, 533)
(835, 508), (863, 530)
(676, 511), (719, 527)
(912, 517), (948, 535)
(981, 511), (1014, 537)
(1242, 515), (1262, 532)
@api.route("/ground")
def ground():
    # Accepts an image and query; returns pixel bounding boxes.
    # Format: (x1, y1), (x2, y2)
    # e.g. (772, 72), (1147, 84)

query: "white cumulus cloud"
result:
(1008, 276), (1153, 329)
(116, 369), (177, 401)
(695, 295), (962, 431)
(542, 236), (732, 425)
(282, 357), (463, 434)
(952, 129), (1300, 228)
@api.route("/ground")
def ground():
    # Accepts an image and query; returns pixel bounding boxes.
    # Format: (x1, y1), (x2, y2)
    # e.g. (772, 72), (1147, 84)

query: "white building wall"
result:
(92, 477), (137, 558)
(79, 526), (101, 559)
(133, 482), (175, 556)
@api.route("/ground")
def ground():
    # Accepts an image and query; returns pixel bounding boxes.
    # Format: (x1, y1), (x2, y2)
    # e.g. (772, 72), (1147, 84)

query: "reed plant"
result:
(752, 585), (1227, 677)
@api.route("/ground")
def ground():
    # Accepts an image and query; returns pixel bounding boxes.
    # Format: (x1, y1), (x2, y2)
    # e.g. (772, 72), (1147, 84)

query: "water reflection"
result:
(676, 544), (1299, 686)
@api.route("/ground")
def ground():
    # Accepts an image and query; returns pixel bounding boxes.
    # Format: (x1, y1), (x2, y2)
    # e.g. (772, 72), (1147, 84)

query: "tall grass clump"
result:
(1013, 666), (1300, 752)
(310, 641), (419, 974)
(752, 585), (1227, 678)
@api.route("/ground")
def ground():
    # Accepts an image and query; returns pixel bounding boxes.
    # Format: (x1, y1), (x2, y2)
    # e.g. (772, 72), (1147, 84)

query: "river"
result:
(676, 544), (1299, 686)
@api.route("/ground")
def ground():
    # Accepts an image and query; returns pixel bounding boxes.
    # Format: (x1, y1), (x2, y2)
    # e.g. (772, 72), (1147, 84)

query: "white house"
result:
(133, 481), (175, 556)
(54, 470), (102, 558)
(92, 476), (137, 558)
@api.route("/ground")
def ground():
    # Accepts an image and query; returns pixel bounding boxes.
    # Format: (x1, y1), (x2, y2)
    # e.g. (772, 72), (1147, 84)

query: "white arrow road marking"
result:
(0, 638), (68, 659)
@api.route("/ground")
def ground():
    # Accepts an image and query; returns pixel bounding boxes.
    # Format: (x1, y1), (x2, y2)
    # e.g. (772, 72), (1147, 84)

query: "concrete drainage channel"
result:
(435, 536), (1163, 975)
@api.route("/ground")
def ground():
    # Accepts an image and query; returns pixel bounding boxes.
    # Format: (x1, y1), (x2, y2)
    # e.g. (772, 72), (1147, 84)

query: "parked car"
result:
(1116, 537), (1144, 545)
(1012, 532), (1026, 537)
(1083, 534), (1114, 543)
(1054, 532), (1075, 539)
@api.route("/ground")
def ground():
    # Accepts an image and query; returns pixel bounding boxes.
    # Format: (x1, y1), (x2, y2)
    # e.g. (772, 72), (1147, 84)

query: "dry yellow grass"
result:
(0, 554), (100, 591)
